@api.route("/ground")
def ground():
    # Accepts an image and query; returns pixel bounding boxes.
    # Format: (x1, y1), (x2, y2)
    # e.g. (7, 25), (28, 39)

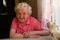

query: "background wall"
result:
(37, 0), (42, 22)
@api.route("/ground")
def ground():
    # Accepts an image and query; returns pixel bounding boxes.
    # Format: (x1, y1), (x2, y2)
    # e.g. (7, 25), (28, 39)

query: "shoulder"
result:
(12, 17), (17, 22)
(30, 16), (40, 24)
(30, 16), (39, 22)
(11, 18), (18, 31)
(11, 17), (18, 24)
(11, 17), (18, 27)
(12, 17), (17, 21)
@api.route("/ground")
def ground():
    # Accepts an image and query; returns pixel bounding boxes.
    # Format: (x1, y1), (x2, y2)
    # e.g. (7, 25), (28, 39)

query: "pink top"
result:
(11, 16), (44, 34)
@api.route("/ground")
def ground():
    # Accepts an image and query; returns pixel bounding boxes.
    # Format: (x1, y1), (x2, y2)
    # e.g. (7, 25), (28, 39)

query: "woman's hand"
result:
(23, 31), (40, 38)
(28, 35), (40, 38)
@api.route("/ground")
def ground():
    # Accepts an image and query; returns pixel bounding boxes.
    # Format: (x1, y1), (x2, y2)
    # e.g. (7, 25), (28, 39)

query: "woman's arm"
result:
(24, 30), (50, 36)
(32, 30), (50, 36)
(9, 29), (25, 38)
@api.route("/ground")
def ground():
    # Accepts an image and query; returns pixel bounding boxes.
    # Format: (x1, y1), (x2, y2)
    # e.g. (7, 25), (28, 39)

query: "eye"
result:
(17, 13), (21, 16)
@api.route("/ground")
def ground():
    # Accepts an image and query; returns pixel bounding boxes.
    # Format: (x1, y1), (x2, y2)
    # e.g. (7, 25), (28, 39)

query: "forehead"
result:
(17, 7), (28, 13)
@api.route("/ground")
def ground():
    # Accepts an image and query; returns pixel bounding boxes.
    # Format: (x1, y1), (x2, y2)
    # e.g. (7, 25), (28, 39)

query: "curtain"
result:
(42, 0), (60, 27)
(42, 0), (53, 28)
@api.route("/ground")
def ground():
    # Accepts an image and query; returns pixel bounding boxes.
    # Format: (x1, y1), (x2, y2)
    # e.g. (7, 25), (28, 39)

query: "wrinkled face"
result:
(16, 7), (30, 23)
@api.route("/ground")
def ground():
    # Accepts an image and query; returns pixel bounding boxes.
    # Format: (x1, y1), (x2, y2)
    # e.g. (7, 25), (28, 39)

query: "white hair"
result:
(15, 2), (32, 15)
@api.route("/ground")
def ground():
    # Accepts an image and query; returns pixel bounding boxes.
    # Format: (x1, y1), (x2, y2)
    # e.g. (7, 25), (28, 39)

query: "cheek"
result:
(16, 15), (20, 19)
(25, 15), (29, 19)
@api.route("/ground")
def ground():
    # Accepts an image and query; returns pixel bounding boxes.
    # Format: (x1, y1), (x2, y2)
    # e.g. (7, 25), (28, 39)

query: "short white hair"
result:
(15, 2), (32, 15)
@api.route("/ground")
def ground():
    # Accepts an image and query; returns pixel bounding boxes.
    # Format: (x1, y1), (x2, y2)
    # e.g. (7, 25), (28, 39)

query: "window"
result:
(42, 0), (60, 26)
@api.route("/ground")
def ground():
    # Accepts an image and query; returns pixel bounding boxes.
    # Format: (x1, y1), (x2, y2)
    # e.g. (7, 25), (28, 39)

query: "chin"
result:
(20, 21), (25, 23)
(19, 20), (25, 23)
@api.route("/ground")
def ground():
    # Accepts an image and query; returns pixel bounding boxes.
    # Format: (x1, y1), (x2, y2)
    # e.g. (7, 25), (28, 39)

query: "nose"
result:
(20, 14), (24, 18)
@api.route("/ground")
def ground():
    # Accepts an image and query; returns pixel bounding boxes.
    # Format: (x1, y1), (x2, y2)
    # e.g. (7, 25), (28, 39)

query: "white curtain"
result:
(42, 0), (60, 27)
(42, 0), (53, 28)
(53, 0), (60, 26)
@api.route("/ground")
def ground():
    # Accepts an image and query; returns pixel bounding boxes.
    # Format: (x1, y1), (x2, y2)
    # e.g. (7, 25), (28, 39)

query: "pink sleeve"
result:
(11, 18), (17, 30)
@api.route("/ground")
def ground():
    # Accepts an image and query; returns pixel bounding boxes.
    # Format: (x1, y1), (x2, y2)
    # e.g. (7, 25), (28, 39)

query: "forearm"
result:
(28, 35), (40, 38)
(9, 29), (27, 38)
(29, 30), (50, 36)
(10, 33), (24, 38)
(35, 30), (50, 36)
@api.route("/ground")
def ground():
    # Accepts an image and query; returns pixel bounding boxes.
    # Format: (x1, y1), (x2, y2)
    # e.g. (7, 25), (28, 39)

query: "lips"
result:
(20, 19), (25, 20)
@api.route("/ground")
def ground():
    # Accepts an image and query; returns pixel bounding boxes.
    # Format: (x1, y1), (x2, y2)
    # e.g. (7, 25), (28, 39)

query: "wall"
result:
(37, 0), (42, 22)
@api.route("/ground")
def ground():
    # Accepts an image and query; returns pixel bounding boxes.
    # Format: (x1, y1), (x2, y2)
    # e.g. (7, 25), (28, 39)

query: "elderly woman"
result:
(10, 2), (49, 38)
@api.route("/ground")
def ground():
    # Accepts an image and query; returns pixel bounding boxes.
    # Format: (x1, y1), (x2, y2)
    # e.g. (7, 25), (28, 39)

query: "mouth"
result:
(21, 18), (24, 19)
(19, 18), (25, 21)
